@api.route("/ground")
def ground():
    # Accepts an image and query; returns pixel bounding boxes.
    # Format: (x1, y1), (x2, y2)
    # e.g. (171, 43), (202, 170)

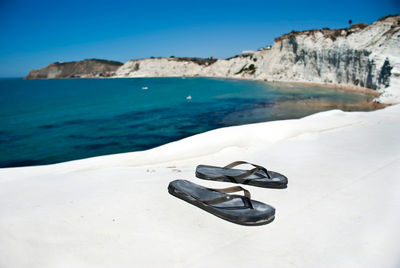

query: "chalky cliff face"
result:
(115, 15), (400, 103)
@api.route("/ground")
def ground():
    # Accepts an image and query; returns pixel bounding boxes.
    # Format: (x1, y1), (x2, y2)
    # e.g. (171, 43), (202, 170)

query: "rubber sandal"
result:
(196, 161), (288, 189)
(168, 179), (275, 226)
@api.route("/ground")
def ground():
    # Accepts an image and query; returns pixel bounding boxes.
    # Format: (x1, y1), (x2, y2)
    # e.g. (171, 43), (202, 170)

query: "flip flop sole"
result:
(168, 182), (275, 226)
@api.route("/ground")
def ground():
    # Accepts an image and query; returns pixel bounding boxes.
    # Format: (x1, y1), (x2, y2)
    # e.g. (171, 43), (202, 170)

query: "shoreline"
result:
(116, 75), (389, 106)
(24, 74), (384, 99)
(277, 80), (381, 96)
(1, 76), (388, 169)
(114, 74), (384, 97)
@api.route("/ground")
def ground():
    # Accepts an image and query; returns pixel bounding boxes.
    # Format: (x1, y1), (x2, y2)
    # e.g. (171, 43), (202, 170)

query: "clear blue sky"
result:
(0, 0), (399, 77)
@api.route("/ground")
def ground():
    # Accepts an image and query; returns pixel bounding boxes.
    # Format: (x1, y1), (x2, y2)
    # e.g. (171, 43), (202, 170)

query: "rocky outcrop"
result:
(25, 59), (123, 79)
(115, 15), (400, 103)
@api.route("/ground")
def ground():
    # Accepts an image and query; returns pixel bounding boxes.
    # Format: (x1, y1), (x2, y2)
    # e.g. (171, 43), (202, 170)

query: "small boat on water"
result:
(142, 86), (148, 90)
(186, 95), (192, 100)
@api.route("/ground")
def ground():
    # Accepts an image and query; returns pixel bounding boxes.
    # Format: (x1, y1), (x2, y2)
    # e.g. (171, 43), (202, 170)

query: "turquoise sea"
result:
(0, 77), (377, 168)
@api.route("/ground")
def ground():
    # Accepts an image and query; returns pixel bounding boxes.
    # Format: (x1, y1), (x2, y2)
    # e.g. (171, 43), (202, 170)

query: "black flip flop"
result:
(168, 179), (275, 226)
(196, 161), (288, 189)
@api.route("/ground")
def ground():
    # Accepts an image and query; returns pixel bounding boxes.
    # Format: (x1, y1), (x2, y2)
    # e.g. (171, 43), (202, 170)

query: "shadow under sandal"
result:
(196, 161), (288, 189)
(168, 180), (275, 226)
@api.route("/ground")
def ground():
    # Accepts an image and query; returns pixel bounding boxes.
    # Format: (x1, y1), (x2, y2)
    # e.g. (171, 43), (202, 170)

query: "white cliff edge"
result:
(115, 15), (400, 104)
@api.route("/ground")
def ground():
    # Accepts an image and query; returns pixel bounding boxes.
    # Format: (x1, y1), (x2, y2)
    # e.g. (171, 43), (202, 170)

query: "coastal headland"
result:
(25, 15), (400, 104)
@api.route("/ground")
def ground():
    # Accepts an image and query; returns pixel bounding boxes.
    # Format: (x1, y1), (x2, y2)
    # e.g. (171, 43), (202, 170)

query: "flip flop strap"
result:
(202, 186), (253, 209)
(223, 161), (271, 180)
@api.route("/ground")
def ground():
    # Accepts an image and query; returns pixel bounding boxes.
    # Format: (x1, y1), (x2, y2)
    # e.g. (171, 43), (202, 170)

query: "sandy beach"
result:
(280, 80), (382, 96)
(1, 104), (399, 267)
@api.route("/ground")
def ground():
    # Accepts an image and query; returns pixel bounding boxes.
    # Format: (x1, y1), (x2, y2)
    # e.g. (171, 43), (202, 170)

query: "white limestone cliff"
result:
(115, 15), (400, 104)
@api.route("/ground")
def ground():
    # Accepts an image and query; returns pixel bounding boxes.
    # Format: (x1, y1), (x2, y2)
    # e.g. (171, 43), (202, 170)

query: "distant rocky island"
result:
(25, 59), (123, 79)
(25, 15), (400, 103)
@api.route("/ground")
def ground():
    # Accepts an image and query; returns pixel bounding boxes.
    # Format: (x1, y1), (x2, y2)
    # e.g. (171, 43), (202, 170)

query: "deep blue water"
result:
(0, 77), (376, 168)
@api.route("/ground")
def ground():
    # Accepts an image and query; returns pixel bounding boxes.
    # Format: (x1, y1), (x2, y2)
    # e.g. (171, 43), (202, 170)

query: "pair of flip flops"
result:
(168, 161), (288, 226)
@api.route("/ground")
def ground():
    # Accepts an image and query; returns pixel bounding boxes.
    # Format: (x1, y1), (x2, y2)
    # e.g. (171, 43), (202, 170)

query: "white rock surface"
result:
(115, 16), (400, 103)
(1, 104), (400, 267)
